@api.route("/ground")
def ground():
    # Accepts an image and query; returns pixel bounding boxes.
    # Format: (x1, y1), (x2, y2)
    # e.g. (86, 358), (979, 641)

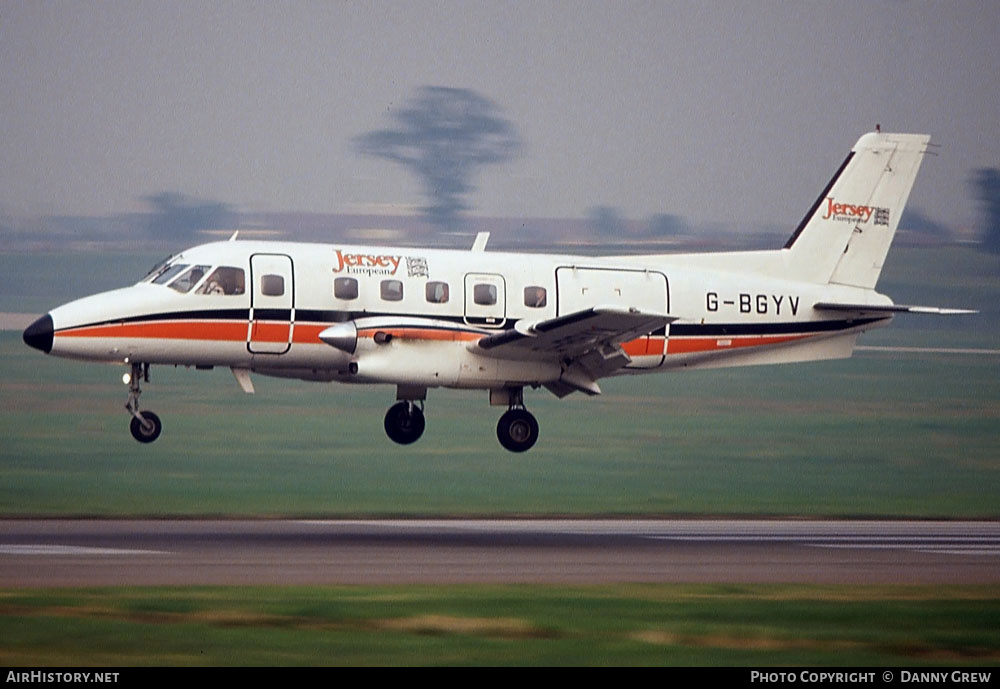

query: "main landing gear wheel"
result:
(497, 408), (539, 453)
(384, 401), (425, 445)
(129, 411), (162, 444)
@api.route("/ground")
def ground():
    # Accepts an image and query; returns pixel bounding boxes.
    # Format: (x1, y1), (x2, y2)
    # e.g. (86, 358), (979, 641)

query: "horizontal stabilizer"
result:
(814, 302), (977, 315)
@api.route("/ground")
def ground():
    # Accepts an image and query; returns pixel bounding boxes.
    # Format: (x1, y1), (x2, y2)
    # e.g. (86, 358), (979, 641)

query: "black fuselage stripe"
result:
(252, 308), (292, 320)
(670, 317), (885, 337)
(56, 308), (884, 340)
(58, 309), (490, 333)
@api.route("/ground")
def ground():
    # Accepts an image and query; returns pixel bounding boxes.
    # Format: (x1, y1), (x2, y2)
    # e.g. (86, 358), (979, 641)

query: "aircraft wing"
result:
(473, 306), (676, 396)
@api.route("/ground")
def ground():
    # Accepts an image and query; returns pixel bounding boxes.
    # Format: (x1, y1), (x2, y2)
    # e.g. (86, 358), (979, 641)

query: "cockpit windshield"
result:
(145, 259), (246, 296)
(168, 265), (211, 293)
(151, 263), (190, 285)
(142, 255), (177, 282)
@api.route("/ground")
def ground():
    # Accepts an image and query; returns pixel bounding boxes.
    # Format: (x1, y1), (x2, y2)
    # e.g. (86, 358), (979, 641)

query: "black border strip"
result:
(57, 309), (485, 333)
(56, 309), (886, 343)
(54, 309), (250, 333)
(253, 308), (292, 320)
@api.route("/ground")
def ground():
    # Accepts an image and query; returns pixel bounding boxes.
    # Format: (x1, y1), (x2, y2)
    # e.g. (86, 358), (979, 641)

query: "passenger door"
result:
(248, 254), (294, 354)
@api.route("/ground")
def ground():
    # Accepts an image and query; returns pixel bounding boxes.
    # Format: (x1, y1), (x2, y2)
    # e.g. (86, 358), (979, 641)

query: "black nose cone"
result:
(23, 314), (53, 353)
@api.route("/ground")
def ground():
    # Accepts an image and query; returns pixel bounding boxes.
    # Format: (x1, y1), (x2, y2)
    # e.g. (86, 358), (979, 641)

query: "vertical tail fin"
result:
(784, 132), (931, 288)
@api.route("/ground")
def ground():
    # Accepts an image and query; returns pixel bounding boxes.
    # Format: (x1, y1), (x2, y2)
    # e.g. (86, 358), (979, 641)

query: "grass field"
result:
(0, 247), (998, 517)
(0, 332), (998, 516)
(2, 585), (999, 666)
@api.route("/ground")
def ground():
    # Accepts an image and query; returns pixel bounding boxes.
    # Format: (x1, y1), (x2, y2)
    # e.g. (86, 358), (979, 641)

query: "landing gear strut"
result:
(495, 387), (539, 453)
(125, 362), (162, 443)
(384, 400), (425, 445)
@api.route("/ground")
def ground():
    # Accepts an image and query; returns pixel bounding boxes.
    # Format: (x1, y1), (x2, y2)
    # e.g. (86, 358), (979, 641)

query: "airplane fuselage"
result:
(38, 239), (891, 386)
(24, 132), (953, 451)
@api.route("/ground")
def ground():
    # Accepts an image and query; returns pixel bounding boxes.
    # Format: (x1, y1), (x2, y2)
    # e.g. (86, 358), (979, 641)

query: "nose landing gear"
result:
(129, 410), (162, 443)
(124, 362), (162, 443)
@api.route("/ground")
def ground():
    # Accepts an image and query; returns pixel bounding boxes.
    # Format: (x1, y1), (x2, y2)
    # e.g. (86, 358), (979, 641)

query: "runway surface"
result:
(1, 520), (998, 587)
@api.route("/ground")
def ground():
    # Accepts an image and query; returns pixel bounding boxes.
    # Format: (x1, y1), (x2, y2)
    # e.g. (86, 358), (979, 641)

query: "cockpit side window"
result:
(168, 265), (211, 293)
(196, 267), (246, 296)
(152, 264), (189, 285)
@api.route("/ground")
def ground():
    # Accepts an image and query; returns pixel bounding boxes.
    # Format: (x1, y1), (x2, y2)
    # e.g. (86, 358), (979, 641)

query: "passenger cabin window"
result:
(260, 274), (285, 297)
(196, 267), (245, 295)
(425, 281), (449, 303)
(334, 277), (358, 300)
(169, 265), (210, 293)
(524, 286), (547, 308)
(381, 279), (403, 302)
(473, 283), (497, 306)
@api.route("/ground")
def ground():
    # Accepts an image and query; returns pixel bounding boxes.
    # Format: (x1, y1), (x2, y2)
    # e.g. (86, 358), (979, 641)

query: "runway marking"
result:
(645, 536), (1000, 543)
(805, 543), (1000, 557)
(0, 544), (169, 556)
(857, 345), (1000, 355)
(647, 535), (1000, 557)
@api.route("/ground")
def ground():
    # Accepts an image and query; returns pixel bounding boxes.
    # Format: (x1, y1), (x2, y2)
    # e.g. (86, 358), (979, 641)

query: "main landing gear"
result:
(496, 407), (539, 453)
(495, 387), (539, 453)
(124, 362), (162, 443)
(382, 386), (539, 452)
(384, 400), (425, 445)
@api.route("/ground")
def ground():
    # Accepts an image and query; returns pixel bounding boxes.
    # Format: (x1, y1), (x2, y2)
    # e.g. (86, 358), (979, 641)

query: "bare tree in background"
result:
(144, 192), (234, 242)
(971, 168), (1000, 254)
(354, 86), (522, 230)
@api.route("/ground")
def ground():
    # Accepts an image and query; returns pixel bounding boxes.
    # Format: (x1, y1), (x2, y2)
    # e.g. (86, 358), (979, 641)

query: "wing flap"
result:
(475, 306), (675, 361)
(474, 306), (675, 397)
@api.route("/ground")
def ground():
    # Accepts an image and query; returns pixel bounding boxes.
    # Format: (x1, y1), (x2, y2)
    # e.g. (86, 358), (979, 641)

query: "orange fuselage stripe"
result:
(666, 334), (807, 354)
(58, 321), (249, 342)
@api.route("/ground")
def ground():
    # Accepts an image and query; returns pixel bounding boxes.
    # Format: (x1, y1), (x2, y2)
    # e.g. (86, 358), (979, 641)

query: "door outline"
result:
(248, 253), (294, 354)
(555, 266), (669, 367)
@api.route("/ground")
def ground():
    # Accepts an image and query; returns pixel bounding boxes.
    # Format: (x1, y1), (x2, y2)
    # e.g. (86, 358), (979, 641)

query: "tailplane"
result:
(784, 132), (931, 288)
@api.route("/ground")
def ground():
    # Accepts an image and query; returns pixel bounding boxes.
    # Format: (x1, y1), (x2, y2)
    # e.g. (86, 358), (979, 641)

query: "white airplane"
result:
(22, 132), (973, 451)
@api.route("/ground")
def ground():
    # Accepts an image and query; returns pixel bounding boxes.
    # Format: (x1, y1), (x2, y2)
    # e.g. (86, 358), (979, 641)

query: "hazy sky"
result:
(2, 1), (998, 230)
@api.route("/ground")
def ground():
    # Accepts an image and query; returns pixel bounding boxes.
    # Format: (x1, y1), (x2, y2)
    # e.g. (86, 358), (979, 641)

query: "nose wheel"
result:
(384, 400), (425, 445)
(497, 407), (539, 453)
(124, 362), (161, 444)
(129, 411), (162, 443)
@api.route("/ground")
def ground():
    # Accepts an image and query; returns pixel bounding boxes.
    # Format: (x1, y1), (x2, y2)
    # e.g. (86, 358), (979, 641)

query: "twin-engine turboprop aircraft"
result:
(22, 132), (972, 451)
